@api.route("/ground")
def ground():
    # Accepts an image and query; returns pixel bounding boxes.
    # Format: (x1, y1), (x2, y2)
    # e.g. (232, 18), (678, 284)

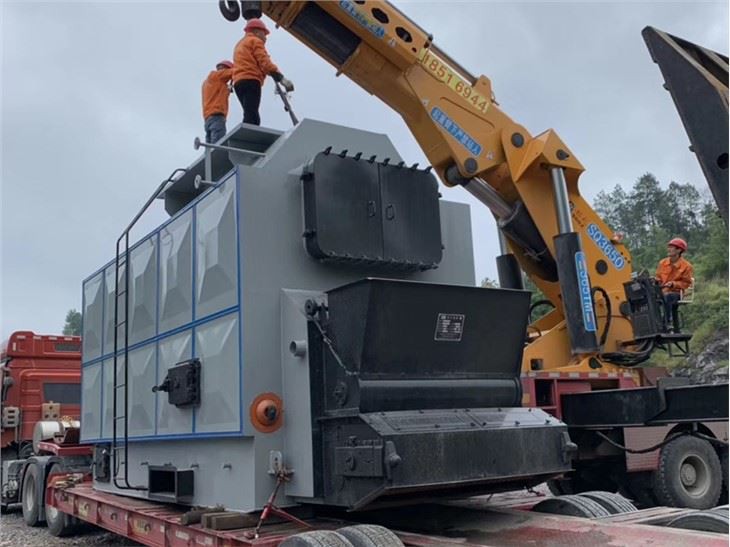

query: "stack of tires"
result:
(280, 525), (404, 547)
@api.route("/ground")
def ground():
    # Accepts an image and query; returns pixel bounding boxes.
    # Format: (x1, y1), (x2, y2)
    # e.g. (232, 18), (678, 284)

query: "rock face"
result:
(672, 330), (729, 384)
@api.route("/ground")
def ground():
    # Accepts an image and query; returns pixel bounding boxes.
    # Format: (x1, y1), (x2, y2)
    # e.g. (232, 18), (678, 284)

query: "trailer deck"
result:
(47, 477), (728, 546)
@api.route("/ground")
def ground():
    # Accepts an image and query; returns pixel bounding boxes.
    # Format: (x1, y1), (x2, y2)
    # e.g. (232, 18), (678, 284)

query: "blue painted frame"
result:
(80, 169), (243, 443)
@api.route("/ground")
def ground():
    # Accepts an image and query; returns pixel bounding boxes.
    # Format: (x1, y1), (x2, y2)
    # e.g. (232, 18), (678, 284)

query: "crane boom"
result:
(220, 0), (646, 374)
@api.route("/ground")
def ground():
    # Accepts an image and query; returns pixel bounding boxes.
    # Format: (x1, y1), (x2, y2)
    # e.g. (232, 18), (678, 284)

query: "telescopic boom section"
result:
(257, 0), (517, 182)
(222, 0), (637, 365)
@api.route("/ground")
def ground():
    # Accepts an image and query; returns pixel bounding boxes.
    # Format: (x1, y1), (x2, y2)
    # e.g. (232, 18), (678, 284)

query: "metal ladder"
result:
(111, 168), (187, 490)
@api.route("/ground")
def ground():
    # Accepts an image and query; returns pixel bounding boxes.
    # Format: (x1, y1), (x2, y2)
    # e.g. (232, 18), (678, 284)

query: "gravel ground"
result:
(0, 508), (140, 547)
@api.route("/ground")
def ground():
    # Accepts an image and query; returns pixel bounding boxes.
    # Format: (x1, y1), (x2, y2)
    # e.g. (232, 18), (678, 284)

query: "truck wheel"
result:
(338, 525), (404, 547)
(279, 531), (355, 547)
(21, 463), (42, 527)
(547, 478), (575, 495)
(667, 509), (729, 533)
(46, 463), (78, 537)
(18, 443), (34, 460)
(547, 471), (615, 496)
(577, 491), (637, 514)
(532, 494), (611, 518)
(619, 471), (659, 508)
(719, 449), (728, 504)
(653, 435), (722, 509)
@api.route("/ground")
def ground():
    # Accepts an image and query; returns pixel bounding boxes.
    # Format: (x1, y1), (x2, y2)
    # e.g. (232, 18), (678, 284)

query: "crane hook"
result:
(219, 0), (241, 21)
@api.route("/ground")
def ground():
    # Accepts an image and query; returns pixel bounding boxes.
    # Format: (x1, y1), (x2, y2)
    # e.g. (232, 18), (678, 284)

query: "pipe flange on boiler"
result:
(249, 393), (284, 433)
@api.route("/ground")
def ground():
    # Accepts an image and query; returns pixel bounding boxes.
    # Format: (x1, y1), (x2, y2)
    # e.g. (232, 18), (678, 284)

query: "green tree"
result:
(592, 173), (727, 368)
(593, 173), (711, 273)
(63, 309), (82, 336)
(694, 211), (729, 280)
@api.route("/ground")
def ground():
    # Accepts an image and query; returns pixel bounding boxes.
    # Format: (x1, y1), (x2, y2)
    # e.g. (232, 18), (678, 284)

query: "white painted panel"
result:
(195, 180), (237, 318)
(195, 314), (240, 433)
(159, 212), (193, 334)
(82, 273), (104, 362)
(128, 345), (156, 437)
(103, 264), (126, 356)
(129, 237), (158, 345)
(80, 363), (102, 441)
(102, 358), (123, 440)
(156, 331), (194, 436)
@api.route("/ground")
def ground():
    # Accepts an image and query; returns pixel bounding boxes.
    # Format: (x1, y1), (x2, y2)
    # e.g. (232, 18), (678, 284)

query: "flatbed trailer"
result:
(522, 370), (729, 506)
(45, 476), (728, 546)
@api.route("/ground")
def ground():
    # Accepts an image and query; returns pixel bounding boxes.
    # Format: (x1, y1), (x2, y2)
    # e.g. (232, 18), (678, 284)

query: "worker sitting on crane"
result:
(233, 18), (294, 126)
(655, 237), (693, 332)
(202, 60), (234, 143)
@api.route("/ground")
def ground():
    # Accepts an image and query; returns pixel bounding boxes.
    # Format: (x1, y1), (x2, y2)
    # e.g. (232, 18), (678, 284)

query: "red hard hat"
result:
(217, 60), (233, 69)
(668, 237), (688, 252)
(244, 18), (269, 35)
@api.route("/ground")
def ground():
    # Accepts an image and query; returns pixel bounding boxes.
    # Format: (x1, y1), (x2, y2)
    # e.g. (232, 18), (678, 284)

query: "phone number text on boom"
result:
(420, 51), (490, 114)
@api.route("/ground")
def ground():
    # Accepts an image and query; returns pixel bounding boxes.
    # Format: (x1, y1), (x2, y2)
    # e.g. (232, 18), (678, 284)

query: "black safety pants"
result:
(663, 291), (681, 331)
(234, 80), (262, 126)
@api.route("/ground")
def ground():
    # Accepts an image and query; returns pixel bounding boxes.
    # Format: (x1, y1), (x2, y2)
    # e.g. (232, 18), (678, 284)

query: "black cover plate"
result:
(302, 153), (442, 271)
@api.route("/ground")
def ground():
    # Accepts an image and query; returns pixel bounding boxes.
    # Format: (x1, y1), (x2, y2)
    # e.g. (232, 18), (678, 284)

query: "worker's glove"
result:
(272, 72), (294, 92)
(280, 77), (295, 92)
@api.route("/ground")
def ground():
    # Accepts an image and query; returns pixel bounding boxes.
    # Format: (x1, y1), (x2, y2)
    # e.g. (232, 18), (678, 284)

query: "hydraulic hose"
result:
(590, 285), (657, 366)
(601, 338), (655, 367)
(529, 299), (555, 323)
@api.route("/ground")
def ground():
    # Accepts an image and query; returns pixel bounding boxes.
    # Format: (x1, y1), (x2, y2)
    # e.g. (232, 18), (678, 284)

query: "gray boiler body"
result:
(80, 119), (570, 512)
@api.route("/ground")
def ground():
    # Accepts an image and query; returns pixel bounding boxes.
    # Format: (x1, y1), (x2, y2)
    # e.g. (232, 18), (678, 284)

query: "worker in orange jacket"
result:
(202, 60), (234, 143)
(233, 18), (294, 126)
(655, 237), (694, 332)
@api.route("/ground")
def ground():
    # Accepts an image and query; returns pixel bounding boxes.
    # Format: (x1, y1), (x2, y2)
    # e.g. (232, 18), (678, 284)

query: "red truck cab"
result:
(1, 331), (81, 459)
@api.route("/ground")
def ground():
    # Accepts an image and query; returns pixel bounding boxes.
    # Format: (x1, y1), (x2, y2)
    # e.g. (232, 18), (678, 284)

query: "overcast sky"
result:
(1, 1), (727, 339)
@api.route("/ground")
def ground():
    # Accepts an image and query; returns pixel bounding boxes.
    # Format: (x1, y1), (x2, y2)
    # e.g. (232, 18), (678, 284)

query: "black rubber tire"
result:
(578, 491), (638, 514)
(338, 525), (404, 547)
(619, 472), (659, 509)
(667, 510), (729, 533)
(45, 463), (79, 537)
(532, 494), (612, 518)
(546, 468), (616, 497)
(719, 449), (728, 504)
(18, 443), (34, 460)
(279, 531), (355, 547)
(652, 436), (722, 509)
(547, 479), (575, 496)
(21, 463), (42, 527)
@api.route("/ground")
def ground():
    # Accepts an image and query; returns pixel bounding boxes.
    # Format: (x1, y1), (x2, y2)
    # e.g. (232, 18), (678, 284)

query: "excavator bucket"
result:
(642, 26), (729, 227)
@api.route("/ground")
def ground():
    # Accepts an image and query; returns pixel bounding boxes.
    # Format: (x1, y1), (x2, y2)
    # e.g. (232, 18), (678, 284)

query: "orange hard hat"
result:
(668, 237), (687, 252)
(217, 60), (233, 69)
(244, 18), (269, 35)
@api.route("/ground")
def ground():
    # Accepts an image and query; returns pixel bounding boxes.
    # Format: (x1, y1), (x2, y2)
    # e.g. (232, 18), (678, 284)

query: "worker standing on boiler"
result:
(202, 60), (234, 143)
(232, 18), (294, 126)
